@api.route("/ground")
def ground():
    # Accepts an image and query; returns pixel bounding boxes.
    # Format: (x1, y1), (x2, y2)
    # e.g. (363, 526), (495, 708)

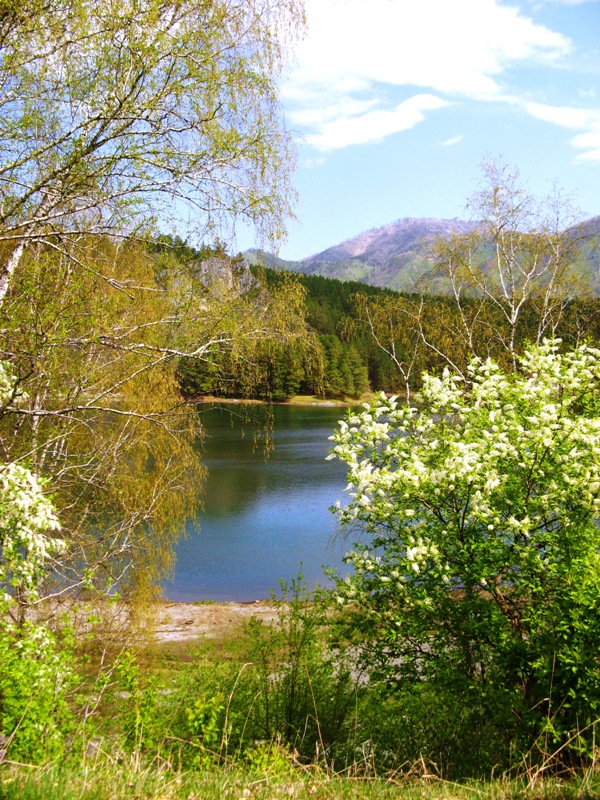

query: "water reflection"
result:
(163, 404), (353, 602)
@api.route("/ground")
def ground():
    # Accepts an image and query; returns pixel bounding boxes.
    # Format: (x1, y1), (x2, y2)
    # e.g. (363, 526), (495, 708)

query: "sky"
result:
(237, 0), (600, 261)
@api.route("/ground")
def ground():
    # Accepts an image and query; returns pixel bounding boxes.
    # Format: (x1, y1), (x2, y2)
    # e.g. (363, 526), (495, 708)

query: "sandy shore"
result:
(194, 395), (356, 407)
(31, 598), (280, 649)
(151, 600), (280, 643)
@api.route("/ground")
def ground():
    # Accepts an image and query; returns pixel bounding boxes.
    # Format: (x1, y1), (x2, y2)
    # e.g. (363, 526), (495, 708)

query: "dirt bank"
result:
(153, 601), (279, 643)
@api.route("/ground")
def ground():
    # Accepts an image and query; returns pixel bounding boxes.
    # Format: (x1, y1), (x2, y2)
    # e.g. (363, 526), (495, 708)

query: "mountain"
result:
(247, 217), (480, 291)
(246, 215), (600, 293)
(570, 215), (600, 289)
(304, 217), (478, 264)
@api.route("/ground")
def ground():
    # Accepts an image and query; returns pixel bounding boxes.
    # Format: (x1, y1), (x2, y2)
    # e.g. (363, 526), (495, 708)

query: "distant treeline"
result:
(175, 250), (600, 401)
(177, 259), (405, 400)
(262, 267), (413, 397)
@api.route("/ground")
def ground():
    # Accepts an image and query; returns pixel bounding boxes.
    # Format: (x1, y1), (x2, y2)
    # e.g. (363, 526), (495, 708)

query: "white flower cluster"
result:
(0, 363), (63, 604)
(0, 462), (64, 602)
(0, 361), (15, 407)
(329, 341), (600, 608)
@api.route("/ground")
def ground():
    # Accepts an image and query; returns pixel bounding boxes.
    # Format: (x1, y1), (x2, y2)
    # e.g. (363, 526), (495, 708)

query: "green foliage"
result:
(63, 581), (357, 772)
(184, 692), (227, 768)
(330, 341), (600, 770)
(0, 361), (64, 606)
(89, 578), (360, 770)
(244, 740), (298, 776)
(354, 682), (515, 779)
(181, 253), (600, 403)
(240, 576), (358, 764)
(1, 240), (204, 604)
(254, 264), (600, 403)
(318, 335), (370, 399)
(179, 335), (312, 402)
(0, 621), (75, 764)
(114, 651), (161, 754)
(175, 258), (321, 402)
(0, 0), (305, 303)
(260, 267), (405, 397)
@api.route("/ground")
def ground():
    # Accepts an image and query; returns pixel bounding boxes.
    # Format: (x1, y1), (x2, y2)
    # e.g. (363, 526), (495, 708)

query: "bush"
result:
(329, 341), (600, 771)
(0, 622), (75, 763)
(240, 576), (359, 766)
(153, 576), (360, 770)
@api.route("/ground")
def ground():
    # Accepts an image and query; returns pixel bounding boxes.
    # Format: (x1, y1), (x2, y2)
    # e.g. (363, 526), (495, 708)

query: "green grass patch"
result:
(3, 763), (600, 800)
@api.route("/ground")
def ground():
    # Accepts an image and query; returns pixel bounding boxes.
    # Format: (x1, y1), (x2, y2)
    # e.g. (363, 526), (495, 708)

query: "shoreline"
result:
(41, 598), (282, 646)
(191, 394), (368, 408)
(154, 599), (280, 643)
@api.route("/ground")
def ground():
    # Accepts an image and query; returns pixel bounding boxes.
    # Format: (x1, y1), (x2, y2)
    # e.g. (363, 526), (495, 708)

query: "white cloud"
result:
(526, 101), (593, 128)
(304, 94), (450, 151)
(572, 131), (600, 162)
(441, 135), (464, 147)
(284, 0), (571, 152)
(526, 101), (600, 161)
(289, 96), (378, 129)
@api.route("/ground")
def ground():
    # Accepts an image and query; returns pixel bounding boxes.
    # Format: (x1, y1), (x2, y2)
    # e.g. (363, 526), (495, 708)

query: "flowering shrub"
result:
(0, 361), (64, 604)
(0, 361), (73, 763)
(0, 462), (64, 603)
(330, 341), (600, 758)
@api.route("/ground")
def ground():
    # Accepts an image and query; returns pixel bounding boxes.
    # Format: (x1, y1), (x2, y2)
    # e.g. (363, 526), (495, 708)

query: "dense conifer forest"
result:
(177, 252), (600, 402)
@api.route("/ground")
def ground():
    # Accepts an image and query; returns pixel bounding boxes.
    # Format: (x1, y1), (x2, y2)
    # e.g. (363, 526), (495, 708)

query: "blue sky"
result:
(239, 0), (600, 261)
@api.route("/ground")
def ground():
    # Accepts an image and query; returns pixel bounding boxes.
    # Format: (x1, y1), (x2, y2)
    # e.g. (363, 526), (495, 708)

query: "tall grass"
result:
(3, 760), (600, 800)
(2, 579), (600, 798)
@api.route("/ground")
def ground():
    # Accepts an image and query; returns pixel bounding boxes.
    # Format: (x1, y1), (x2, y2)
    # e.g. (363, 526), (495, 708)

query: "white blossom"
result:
(0, 364), (64, 604)
(330, 341), (600, 619)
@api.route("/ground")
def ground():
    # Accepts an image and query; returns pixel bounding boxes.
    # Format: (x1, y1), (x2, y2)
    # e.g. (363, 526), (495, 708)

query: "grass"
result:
(6, 598), (600, 799)
(145, 628), (251, 665)
(3, 761), (600, 800)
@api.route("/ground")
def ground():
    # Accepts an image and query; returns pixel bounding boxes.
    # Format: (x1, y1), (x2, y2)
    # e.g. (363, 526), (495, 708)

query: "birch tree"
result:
(0, 0), (304, 304)
(0, 0), (310, 603)
(0, 238), (314, 604)
(354, 163), (588, 394)
(428, 161), (585, 373)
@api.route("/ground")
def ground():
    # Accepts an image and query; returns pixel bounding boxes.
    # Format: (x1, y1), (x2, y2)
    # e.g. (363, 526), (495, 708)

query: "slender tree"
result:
(355, 163), (589, 392)
(0, 239), (315, 604)
(427, 161), (585, 373)
(0, 0), (308, 605)
(0, 0), (304, 304)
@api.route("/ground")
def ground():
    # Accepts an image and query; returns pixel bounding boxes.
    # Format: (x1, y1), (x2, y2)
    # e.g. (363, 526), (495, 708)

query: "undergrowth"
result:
(3, 761), (600, 800)
(3, 576), (600, 798)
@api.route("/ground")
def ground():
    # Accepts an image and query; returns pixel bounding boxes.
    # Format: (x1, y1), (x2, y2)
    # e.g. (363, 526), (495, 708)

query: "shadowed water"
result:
(163, 404), (354, 602)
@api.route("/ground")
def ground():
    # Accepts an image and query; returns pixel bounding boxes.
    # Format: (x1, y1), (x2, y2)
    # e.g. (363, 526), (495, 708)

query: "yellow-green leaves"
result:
(0, 0), (305, 303)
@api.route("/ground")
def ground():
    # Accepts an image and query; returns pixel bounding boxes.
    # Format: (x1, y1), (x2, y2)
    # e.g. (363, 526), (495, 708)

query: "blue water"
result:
(163, 404), (354, 601)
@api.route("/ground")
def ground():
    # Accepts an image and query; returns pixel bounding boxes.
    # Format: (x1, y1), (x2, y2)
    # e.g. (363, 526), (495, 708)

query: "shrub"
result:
(240, 576), (359, 766)
(329, 341), (600, 771)
(0, 621), (74, 763)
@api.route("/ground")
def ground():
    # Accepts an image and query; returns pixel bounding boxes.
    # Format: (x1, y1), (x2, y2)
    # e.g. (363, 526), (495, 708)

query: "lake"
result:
(163, 403), (354, 602)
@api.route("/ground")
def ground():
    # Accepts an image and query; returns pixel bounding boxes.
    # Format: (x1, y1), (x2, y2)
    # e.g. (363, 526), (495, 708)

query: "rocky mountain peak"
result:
(303, 217), (481, 267)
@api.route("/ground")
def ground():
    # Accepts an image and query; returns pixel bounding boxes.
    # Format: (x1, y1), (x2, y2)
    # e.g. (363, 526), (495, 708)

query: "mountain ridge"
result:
(245, 214), (600, 293)
(302, 217), (481, 267)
